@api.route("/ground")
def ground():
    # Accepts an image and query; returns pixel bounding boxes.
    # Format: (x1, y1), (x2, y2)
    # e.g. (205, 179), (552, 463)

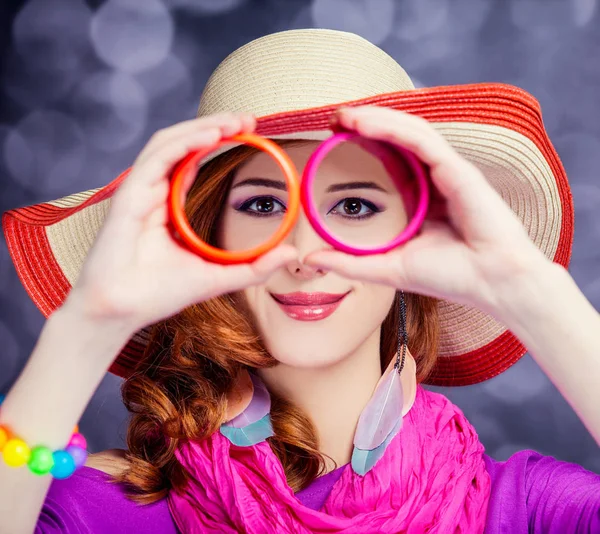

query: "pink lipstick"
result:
(270, 291), (349, 321)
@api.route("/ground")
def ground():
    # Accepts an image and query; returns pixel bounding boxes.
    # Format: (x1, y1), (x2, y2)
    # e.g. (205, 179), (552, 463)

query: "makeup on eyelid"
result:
(220, 138), (420, 254)
(232, 192), (386, 220)
(228, 177), (406, 249)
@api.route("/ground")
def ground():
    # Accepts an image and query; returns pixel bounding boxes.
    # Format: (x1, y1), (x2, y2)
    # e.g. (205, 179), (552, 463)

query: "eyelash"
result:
(235, 196), (286, 218)
(236, 196), (382, 220)
(329, 198), (381, 220)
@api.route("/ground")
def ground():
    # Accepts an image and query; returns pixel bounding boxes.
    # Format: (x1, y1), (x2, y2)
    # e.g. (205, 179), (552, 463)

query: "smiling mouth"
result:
(270, 291), (350, 321)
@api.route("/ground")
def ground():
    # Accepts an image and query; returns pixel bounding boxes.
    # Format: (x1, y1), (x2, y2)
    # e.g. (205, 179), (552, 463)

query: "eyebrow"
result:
(231, 177), (389, 193)
(231, 178), (286, 191)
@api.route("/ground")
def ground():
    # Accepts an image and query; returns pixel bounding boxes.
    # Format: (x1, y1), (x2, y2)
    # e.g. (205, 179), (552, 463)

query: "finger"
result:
(117, 113), (255, 217)
(208, 245), (299, 295)
(304, 249), (402, 288)
(135, 112), (255, 166)
(336, 107), (480, 196)
(337, 106), (509, 204)
(138, 180), (171, 228)
(336, 107), (525, 245)
(106, 126), (227, 256)
(109, 126), (221, 226)
(135, 126), (225, 193)
(107, 115), (257, 270)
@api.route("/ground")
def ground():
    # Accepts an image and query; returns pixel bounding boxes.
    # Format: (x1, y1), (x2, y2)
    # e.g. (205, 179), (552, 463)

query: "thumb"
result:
(305, 249), (400, 287)
(248, 245), (299, 279)
(213, 245), (299, 294)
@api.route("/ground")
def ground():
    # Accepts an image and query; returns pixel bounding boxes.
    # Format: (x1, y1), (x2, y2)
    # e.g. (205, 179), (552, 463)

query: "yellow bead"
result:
(3, 438), (31, 467)
(0, 427), (8, 450)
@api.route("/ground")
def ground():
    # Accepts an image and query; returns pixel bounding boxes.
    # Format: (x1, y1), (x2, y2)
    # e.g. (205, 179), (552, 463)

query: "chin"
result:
(264, 338), (350, 369)
(258, 312), (360, 368)
(243, 287), (390, 369)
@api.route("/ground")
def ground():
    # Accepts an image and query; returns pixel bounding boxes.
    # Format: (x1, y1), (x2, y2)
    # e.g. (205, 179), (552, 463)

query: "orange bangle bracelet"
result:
(168, 133), (301, 265)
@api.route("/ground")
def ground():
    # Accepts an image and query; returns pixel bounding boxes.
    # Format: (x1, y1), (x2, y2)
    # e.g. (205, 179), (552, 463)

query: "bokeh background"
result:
(1, 0), (599, 472)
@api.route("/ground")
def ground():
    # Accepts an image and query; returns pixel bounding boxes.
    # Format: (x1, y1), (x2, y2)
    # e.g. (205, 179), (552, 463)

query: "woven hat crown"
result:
(197, 29), (415, 118)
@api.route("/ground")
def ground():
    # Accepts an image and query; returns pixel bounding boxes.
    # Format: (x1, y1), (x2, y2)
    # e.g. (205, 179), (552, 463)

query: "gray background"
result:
(0, 0), (599, 472)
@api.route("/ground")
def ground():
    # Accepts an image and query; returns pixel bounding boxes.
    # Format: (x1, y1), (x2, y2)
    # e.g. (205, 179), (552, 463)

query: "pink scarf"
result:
(167, 387), (491, 533)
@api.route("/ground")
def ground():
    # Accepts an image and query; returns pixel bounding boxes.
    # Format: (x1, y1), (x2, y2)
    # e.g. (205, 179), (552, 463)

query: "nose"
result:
(286, 258), (327, 280)
(285, 211), (329, 280)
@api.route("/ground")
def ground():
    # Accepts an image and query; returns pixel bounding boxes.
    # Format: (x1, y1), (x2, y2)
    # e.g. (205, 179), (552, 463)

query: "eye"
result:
(329, 197), (381, 220)
(236, 196), (286, 217)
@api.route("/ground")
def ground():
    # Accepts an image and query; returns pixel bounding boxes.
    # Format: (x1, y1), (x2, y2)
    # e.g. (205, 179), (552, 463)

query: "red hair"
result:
(117, 142), (441, 502)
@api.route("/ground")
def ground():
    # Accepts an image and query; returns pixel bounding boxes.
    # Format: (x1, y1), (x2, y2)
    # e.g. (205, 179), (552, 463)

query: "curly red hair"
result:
(116, 141), (441, 503)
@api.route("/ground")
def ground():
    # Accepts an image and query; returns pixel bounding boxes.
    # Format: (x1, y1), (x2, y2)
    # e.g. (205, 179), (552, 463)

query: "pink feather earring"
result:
(351, 291), (408, 475)
(219, 291), (409, 475)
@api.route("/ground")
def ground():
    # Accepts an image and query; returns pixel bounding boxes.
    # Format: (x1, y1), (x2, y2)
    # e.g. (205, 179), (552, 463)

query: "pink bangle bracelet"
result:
(301, 132), (430, 255)
(0, 396), (88, 479)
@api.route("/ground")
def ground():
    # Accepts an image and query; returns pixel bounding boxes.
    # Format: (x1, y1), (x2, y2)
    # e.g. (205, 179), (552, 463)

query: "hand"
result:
(67, 113), (298, 332)
(305, 106), (551, 314)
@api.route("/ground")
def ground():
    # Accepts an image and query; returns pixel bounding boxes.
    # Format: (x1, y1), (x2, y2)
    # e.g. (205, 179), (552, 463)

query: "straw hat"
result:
(2, 29), (573, 387)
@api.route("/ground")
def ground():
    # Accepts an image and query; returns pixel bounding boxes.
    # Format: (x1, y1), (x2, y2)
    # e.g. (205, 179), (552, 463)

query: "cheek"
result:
(356, 283), (397, 328)
(375, 284), (397, 307)
(218, 209), (254, 251)
(240, 287), (263, 329)
(217, 209), (282, 251)
(242, 287), (255, 313)
(217, 210), (240, 250)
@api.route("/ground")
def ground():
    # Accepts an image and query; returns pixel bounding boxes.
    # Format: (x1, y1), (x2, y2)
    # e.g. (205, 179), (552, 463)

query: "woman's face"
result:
(218, 141), (408, 368)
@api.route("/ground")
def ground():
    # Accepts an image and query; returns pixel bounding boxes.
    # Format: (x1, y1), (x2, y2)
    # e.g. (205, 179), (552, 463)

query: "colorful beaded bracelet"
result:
(0, 393), (88, 479)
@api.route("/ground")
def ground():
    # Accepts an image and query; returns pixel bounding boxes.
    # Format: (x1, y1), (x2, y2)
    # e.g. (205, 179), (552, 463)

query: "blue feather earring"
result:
(351, 290), (408, 475)
(220, 291), (409, 476)
(220, 371), (274, 446)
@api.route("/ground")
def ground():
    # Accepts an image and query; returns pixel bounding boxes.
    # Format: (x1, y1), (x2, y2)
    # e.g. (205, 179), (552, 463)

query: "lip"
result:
(270, 291), (350, 321)
(271, 292), (349, 305)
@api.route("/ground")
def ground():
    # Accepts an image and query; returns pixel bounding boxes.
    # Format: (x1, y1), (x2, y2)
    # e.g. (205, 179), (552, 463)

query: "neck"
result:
(258, 330), (417, 472)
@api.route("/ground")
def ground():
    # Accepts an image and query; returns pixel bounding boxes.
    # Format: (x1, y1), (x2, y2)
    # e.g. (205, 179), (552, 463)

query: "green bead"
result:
(28, 446), (55, 475)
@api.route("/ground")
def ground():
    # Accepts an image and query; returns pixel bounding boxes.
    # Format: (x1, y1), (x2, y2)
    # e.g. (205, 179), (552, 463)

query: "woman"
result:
(1, 28), (599, 533)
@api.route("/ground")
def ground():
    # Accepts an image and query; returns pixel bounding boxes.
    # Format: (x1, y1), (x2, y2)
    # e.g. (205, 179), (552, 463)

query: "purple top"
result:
(36, 450), (600, 533)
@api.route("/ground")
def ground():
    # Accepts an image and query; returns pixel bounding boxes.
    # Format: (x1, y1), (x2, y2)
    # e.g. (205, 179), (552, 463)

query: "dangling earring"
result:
(396, 289), (408, 376)
(220, 371), (274, 446)
(219, 292), (410, 462)
(351, 291), (408, 475)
